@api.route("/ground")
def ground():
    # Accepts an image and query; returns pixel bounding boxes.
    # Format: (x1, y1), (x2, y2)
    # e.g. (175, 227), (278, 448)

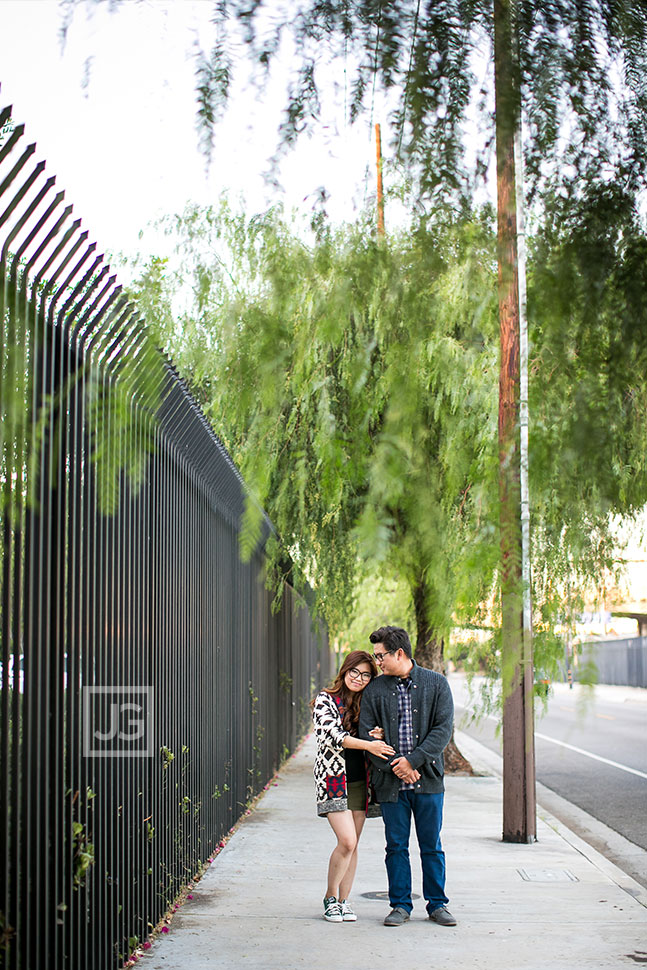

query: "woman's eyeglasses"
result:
(348, 668), (372, 683)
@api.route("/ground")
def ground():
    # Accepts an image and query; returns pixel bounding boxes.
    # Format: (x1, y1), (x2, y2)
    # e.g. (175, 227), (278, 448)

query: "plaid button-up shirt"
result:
(396, 676), (415, 791)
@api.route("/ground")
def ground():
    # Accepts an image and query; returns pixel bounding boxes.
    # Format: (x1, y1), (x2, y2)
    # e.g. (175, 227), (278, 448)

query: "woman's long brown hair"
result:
(320, 650), (378, 734)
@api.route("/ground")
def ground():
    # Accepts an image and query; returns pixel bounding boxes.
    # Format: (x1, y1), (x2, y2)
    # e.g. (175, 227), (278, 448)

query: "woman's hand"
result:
(368, 738), (396, 760)
(369, 726), (385, 740)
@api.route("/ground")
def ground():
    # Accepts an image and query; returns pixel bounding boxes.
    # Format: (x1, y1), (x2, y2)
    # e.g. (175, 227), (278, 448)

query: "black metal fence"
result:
(0, 99), (333, 969)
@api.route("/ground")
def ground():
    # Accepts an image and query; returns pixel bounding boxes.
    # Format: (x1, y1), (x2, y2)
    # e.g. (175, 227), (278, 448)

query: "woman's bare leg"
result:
(325, 811), (359, 899)
(338, 810), (366, 902)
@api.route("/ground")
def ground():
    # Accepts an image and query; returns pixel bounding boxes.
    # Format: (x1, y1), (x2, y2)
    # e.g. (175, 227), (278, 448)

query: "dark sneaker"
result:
(429, 905), (457, 926)
(384, 906), (410, 926)
(323, 896), (343, 922)
(339, 899), (357, 921)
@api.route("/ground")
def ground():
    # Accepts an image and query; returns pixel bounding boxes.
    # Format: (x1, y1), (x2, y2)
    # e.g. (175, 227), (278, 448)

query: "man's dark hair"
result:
(369, 626), (412, 659)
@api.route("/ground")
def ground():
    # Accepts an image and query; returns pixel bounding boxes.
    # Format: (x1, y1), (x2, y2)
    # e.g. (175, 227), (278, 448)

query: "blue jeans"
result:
(380, 790), (448, 914)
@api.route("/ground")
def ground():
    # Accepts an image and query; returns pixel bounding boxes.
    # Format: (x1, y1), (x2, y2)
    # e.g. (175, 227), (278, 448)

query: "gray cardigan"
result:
(358, 660), (454, 802)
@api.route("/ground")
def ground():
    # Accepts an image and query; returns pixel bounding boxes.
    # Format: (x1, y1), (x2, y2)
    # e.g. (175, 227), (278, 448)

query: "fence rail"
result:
(0, 98), (332, 970)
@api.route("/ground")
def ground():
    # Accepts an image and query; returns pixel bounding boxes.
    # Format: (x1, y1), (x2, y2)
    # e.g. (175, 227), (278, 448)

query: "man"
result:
(358, 625), (456, 927)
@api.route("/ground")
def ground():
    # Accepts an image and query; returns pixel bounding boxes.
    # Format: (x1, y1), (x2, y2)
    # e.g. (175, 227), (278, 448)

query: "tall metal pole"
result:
(515, 111), (536, 839)
(375, 123), (385, 238)
(494, 0), (536, 843)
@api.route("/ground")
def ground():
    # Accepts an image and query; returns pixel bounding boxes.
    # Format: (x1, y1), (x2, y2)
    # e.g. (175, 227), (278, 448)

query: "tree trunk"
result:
(412, 577), (444, 672)
(412, 577), (474, 775)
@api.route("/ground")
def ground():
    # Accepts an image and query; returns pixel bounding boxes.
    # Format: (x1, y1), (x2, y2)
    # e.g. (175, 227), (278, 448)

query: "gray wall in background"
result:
(576, 637), (647, 688)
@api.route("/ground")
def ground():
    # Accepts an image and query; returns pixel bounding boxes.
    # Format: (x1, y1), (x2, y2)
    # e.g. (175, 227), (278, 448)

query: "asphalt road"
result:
(450, 675), (647, 853)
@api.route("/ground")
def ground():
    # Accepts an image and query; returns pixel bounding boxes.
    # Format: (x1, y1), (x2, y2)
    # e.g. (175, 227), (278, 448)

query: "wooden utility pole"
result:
(494, 0), (536, 843)
(516, 105), (536, 832)
(375, 123), (385, 238)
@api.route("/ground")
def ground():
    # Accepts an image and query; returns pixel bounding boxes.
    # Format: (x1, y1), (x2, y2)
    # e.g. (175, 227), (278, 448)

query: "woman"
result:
(312, 650), (395, 923)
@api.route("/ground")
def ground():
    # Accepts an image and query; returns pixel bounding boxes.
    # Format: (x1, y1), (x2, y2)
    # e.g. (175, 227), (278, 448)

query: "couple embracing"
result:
(312, 625), (456, 928)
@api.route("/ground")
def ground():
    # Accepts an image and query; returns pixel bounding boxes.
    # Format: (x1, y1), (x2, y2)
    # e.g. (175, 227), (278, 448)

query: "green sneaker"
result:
(339, 899), (357, 921)
(323, 896), (343, 922)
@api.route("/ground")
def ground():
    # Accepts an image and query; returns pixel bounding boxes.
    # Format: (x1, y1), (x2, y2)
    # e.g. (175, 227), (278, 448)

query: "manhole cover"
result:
(361, 891), (421, 900)
(518, 869), (578, 882)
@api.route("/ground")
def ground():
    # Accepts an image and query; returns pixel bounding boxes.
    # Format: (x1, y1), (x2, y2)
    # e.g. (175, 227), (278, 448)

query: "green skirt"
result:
(346, 779), (367, 812)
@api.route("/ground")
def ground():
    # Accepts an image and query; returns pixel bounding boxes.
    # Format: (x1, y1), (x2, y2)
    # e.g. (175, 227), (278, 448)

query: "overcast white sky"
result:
(0, 0), (385, 268)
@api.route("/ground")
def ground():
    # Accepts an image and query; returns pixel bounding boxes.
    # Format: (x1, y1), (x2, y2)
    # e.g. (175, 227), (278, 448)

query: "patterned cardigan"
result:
(312, 690), (380, 818)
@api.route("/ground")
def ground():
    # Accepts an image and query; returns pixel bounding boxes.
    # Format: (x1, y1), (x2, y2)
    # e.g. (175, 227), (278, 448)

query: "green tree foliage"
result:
(335, 570), (414, 654)
(530, 180), (647, 518)
(129, 190), (647, 684)
(61, 2), (647, 207)
(184, 0), (647, 205)
(179, 0), (647, 731)
(131, 201), (502, 666)
(526, 178), (647, 663)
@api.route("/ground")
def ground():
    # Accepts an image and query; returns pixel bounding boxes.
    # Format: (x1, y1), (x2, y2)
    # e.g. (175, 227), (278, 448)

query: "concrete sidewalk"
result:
(144, 732), (647, 970)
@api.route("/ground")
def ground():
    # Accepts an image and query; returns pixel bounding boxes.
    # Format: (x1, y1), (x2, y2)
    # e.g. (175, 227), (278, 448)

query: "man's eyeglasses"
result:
(348, 668), (372, 683)
(373, 650), (393, 664)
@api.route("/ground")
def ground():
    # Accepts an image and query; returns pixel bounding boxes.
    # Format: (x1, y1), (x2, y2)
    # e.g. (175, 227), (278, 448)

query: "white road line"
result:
(534, 732), (647, 780)
(457, 702), (647, 780)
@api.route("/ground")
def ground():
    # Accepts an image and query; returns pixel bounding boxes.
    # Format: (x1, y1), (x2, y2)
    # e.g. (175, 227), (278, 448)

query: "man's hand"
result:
(391, 756), (420, 784)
